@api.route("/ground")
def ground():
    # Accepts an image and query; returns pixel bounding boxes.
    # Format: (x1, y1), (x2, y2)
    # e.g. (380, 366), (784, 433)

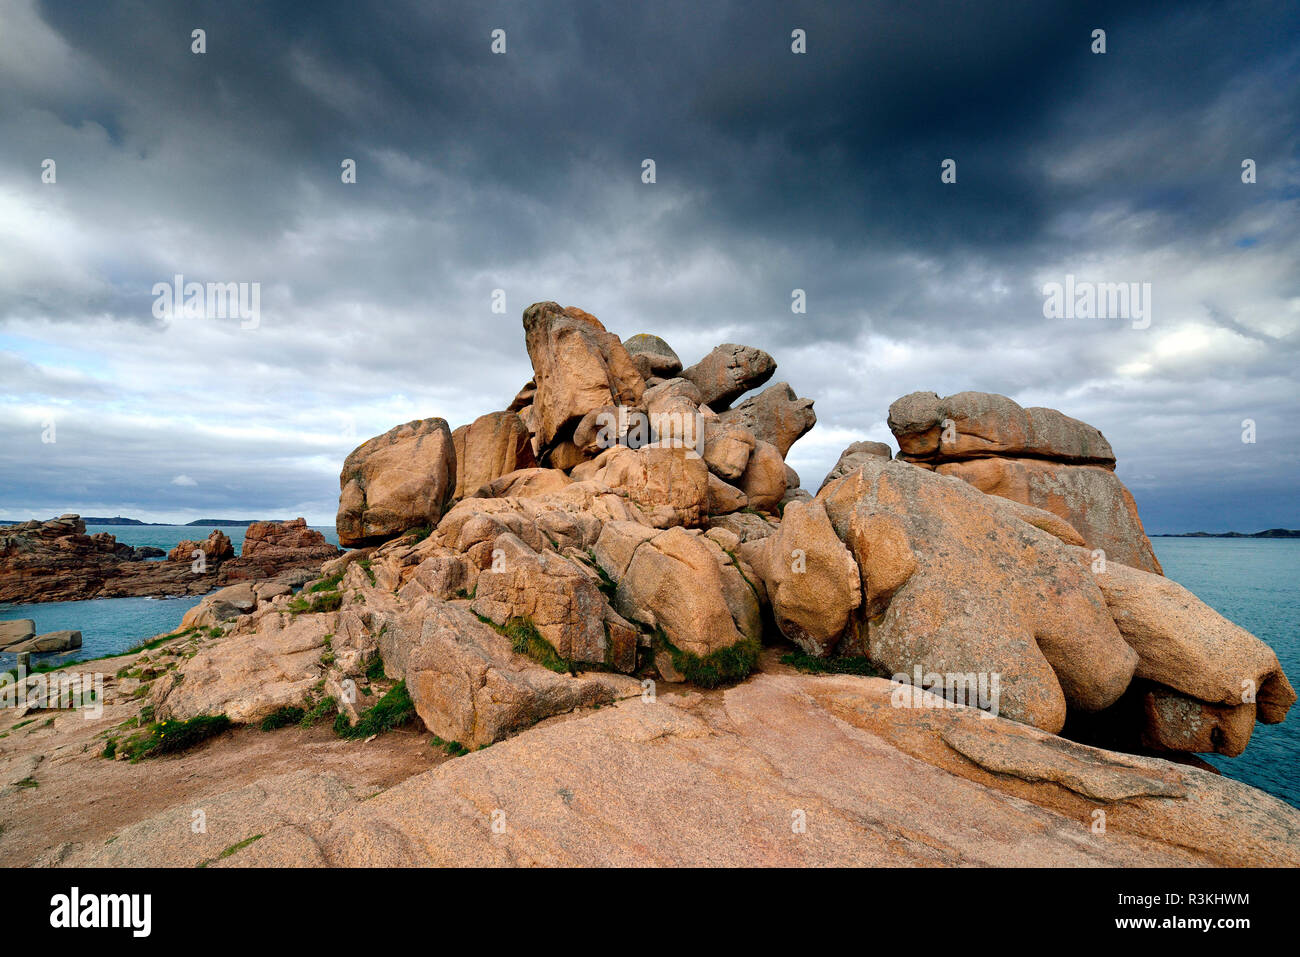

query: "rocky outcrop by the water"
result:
(221, 519), (338, 582)
(81, 299), (1286, 869)
(888, 391), (1163, 573)
(0, 516), (340, 604)
(156, 302), (1293, 781)
(165, 529), (234, 564)
(0, 619), (81, 654)
(1, 629), (81, 654)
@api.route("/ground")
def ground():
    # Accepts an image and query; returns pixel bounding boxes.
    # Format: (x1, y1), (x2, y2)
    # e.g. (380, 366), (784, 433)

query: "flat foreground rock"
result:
(64, 672), (1299, 867)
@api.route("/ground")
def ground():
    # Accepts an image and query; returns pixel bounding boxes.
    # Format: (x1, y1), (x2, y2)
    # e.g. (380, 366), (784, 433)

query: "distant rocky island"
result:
(0, 516), (292, 527)
(1154, 528), (1300, 538)
(0, 515), (339, 603)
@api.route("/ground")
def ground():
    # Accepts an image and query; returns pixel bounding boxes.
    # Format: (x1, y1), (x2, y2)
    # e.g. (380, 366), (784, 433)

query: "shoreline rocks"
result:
(0, 516), (340, 605)
(13, 298), (1284, 856)
(3, 629), (81, 654)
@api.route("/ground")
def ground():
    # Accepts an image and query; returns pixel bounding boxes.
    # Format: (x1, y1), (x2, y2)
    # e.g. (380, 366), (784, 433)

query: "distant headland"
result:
(1152, 529), (1300, 538)
(0, 517), (290, 527)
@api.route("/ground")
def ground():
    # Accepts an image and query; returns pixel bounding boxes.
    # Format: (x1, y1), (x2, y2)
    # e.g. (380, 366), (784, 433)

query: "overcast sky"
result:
(1, 0), (1297, 532)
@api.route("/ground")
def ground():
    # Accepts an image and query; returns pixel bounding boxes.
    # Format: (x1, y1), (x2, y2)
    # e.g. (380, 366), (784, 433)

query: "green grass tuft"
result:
(289, 591), (343, 615)
(658, 630), (760, 689)
(118, 714), (231, 761)
(358, 559), (376, 586)
(334, 681), (415, 739)
(589, 555), (619, 601)
(430, 734), (470, 757)
(503, 617), (570, 673)
(149, 715), (231, 755)
(196, 833), (264, 868)
(218, 834), (263, 859)
(779, 650), (885, 677)
(259, 706), (306, 731)
(299, 695), (337, 728)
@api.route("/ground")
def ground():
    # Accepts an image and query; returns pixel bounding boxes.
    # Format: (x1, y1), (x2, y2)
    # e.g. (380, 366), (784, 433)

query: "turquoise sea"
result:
(0, 532), (1295, 807)
(1150, 538), (1300, 808)
(0, 524), (337, 665)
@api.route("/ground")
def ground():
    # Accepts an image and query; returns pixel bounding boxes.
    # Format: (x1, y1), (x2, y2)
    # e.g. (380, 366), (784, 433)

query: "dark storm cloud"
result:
(1, 0), (1297, 529)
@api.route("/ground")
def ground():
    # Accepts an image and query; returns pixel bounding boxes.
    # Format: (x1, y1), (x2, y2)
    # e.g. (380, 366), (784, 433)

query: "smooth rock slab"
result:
(0, 619), (36, 649)
(6, 630), (81, 654)
(312, 674), (1300, 866)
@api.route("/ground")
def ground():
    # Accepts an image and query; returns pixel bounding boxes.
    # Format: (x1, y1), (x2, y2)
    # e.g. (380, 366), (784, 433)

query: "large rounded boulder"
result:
(336, 418), (456, 547)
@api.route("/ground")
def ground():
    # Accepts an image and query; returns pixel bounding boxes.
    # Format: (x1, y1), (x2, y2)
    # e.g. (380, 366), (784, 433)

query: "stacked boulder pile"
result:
(154, 302), (1294, 770)
(887, 391), (1163, 572)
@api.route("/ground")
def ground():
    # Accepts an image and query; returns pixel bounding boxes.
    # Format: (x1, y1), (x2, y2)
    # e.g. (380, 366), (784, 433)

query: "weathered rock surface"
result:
(0, 619), (36, 649)
(220, 519), (339, 582)
(701, 419), (755, 481)
(680, 343), (776, 411)
(717, 382), (816, 457)
(154, 608), (341, 724)
(706, 473), (749, 515)
(819, 440), (893, 492)
(5, 629), (81, 654)
(1074, 547), (1296, 755)
(180, 582), (258, 630)
(337, 418), (456, 547)
(819, 457), (1138, 731)
(470, 466), (573, 500)
(384, 600), (641, 749)
(596, 445), (709, 528)
(740, 500), (861, 656)
(938, 457), (1161, 573)
(241, 518), (329, 558)
(216, 675), (1297, 867)
(643, 376), (701, 417)
(622, 333), (683, 379)
(738, 440), (787, 512)
(601, 525), (755, 659)
(22, 666), (1297, 869)
(451, 411), (536, 499)
(167, 529), (234, 564)
(522, 302), (644, 460)
(888, 391), (1161, 573)
(469, 533), (632, 669)
(888, 391), (1115, 464)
